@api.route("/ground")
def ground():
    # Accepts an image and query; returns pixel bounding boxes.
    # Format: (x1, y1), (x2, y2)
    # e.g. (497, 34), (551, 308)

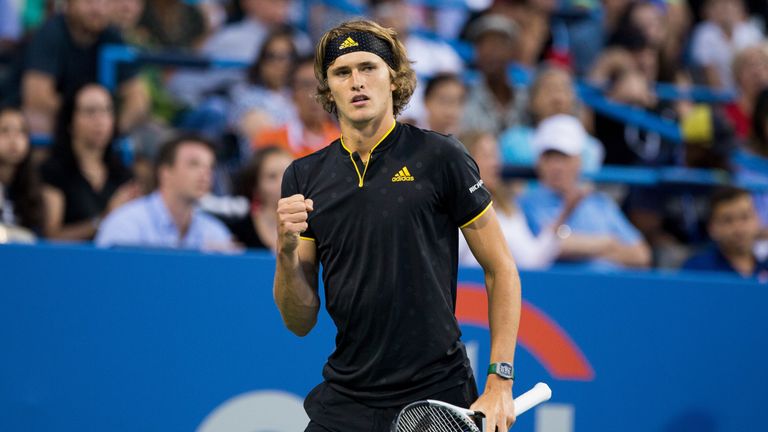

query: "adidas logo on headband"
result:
(338, 37), (359, 50)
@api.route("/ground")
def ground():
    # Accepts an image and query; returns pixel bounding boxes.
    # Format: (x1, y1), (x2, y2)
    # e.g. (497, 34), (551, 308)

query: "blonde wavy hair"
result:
(313, 20), (416, 117)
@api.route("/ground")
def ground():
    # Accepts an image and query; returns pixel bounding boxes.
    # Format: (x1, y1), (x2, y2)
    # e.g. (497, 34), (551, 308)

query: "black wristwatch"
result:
(487, 362), (515, 380)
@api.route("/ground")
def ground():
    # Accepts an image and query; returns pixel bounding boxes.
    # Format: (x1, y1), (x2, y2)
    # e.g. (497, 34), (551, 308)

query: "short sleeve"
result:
(95, 206), (143, 247)
(441, 137), (493, 228)
(25, 18), (62, 77)
(280, 161), (315, 240)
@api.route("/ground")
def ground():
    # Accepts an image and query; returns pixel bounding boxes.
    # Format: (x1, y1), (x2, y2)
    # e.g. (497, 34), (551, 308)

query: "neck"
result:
(160, 189), (196, 234)
(0, 162), (15, 186)
(74, 141), (104, 166)
(340, 115), (395, 156)
(723, 247), (755, 276)
(66, 16), (98, 46)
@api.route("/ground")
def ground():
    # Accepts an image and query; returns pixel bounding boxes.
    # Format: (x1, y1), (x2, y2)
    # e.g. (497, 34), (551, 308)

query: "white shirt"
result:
(458, 204), (560, 270)
(690, 21), (763, 90)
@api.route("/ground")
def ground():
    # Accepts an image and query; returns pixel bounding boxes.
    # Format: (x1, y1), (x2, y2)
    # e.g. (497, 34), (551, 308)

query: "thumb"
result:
(305, 198), (314, 212)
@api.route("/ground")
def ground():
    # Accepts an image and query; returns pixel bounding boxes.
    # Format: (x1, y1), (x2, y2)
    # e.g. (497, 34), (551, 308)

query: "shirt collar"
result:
(337, 120), (399, 156)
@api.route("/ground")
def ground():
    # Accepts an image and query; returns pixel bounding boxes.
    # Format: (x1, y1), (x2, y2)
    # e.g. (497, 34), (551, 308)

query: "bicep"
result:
(460, 207), (516, 273)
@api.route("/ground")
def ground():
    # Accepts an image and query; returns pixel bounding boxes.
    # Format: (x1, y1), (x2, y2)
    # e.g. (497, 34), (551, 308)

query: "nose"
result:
(351, 69), (364, 90)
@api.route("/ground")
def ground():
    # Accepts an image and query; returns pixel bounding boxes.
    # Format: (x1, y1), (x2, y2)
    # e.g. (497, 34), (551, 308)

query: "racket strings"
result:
(395, 404), (480, 432)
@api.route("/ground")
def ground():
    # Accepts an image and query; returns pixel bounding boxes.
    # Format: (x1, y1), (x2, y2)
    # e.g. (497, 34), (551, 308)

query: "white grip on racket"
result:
(513, 382), (552, 416)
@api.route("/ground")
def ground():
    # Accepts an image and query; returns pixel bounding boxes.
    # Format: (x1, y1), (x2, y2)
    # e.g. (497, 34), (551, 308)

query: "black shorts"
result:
(304, 376), (479, 432)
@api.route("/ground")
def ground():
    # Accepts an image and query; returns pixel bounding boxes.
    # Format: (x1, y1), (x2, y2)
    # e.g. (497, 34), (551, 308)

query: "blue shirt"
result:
(95, 192), (233, 250)
(683, 245), (768, 282)
(499, 125), (605, 174)
(518, 185), (643, 270)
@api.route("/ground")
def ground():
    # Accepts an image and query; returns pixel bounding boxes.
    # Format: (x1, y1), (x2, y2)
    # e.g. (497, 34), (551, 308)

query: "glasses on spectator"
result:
(76, 105), (114, 117)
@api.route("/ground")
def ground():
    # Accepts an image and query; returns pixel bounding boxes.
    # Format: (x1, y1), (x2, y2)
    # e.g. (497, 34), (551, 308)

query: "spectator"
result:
(518, 114), (652, 269)
(723, 45), (768, 140)
(253, 56), (339, 158)
(19, 0), (150, 136)
(201, 0), (309, 63)
(226, 146), (292, 250)
(95, 135), (235, 251)
(372, 0), (465, 123)
(457, 130), (584, 270)
(420, 73), (466, 136)
(733, 86), (768, 231)
(462, 14), (529, 134)
(690, 0), (762, 90)
(40, 84), (138, 241)
(108, 0), (146, 45)
(229, 27), (298, 142)
(499, 66), (605, 173)
(0, 106), (44, 235)
(138, 0), (207, 49)
(593, 68), (678, 166)
(682, 186), (768, 281)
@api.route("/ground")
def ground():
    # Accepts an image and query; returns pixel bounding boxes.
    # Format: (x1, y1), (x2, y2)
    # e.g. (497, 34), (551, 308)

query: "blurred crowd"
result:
(0, 0), (766, 280)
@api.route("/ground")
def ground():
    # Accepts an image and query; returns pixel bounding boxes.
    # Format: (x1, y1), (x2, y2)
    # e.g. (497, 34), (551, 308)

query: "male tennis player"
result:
(274, 19), (521, 432)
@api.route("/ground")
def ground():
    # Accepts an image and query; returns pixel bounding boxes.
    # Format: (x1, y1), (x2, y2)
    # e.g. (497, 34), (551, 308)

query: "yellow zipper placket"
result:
(340, 121), (396, 188)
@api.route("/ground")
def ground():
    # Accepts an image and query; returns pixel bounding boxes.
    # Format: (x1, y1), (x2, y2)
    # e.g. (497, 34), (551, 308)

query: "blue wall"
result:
(0, 244), (765, 431)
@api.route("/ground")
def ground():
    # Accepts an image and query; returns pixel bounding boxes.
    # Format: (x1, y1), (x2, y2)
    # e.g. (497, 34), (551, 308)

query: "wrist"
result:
(485, 373), (513, 390)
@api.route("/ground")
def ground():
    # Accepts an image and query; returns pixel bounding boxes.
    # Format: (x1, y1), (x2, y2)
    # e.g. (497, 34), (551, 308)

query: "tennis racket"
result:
(391, 382), (552, 432)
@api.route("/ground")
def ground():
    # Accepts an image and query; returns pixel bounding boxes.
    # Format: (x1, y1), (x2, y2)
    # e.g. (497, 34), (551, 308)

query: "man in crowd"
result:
(683, 186), (768, 281)
(96, 135), (235, 251)
(20, 0), (149, 135)
(518, 114), (652, 269)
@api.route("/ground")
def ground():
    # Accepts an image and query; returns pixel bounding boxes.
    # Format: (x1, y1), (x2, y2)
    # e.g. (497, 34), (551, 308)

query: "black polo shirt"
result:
(281, 122), (492, 407)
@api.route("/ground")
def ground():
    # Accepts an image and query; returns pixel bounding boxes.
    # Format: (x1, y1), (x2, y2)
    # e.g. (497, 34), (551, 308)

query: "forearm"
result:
(486, 264), (521, 366)
(602, 241), (651, 268)
(273, 250), (319, 336)
(118, 80), (150, 133)
(45, 220), (98, 241)
(559, 234), (609, 259)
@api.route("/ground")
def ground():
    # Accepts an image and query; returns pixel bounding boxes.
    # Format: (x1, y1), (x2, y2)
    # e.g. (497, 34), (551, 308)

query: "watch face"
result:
(498, 363), (513, 378)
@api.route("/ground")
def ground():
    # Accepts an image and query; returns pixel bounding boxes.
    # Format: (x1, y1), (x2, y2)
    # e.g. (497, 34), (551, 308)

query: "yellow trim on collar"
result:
(299, 236), (316, 242)
(340, 120), (397, 188)
(459, 201), (494, 229)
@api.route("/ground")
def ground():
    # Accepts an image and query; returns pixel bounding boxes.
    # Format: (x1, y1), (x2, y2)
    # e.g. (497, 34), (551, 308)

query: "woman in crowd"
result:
(229, 27), (298, 143)
(458, 130), (583, 269)
(40, 84), (138, 241)
(0, 106), (44, 236)
(228, 146), (293, 251)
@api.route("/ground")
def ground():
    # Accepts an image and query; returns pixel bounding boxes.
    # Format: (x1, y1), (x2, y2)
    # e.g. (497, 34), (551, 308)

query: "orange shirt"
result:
(253, 121), (340, 158)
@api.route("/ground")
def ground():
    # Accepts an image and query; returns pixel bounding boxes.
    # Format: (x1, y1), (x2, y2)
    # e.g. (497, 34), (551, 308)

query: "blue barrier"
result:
(1, 244), (765, 431)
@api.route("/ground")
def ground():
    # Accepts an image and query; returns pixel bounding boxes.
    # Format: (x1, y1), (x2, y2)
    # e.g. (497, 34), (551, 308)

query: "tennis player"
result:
(274, 19), (521, 432)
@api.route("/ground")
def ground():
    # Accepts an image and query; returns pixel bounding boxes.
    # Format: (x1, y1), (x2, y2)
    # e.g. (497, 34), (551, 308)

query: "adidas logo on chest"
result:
(391, 166), (414, 182)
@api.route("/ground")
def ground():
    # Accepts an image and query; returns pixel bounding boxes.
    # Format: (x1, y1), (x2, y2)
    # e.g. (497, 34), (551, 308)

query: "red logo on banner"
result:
(457, 283), (595, 381)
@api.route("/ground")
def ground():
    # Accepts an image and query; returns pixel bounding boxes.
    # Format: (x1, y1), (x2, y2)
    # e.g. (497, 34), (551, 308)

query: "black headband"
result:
(322, 31), (396, 76)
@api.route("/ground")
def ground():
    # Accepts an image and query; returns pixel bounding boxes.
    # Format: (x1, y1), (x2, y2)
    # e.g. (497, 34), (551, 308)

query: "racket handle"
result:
(513, 382), (552, 416)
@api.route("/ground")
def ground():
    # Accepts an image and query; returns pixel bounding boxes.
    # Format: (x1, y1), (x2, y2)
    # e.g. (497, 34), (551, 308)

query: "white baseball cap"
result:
(532, 114), (586, 159)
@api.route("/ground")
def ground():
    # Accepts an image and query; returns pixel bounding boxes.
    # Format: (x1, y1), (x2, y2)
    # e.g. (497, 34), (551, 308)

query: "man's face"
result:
(536, 150), (581, 194)
(326, 51), (395, 125)
(424, 80), (465, 135)
(531, 71), (574, 121)
(293, 63), (325, 124)
(67, 0), (110, 34)
(709, 195), (760, 255)
(162, 143), (215, 202)
(241, 0), (290, 25)
(474, 32), (516, 75)
(109, 0), (144, 31)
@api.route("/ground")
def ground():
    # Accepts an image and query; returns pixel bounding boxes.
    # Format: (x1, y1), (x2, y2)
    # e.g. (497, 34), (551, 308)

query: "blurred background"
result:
(0, 0), (766, 430)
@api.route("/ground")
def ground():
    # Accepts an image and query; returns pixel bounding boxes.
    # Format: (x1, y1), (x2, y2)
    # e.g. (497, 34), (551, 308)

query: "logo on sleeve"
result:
(469, 179), (484, 193)
(392, 166), (415, 182)
(338, 37), (359, 50)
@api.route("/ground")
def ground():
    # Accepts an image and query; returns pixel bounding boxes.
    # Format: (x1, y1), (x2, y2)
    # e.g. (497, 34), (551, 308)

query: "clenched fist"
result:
(277, 194), (314, 253)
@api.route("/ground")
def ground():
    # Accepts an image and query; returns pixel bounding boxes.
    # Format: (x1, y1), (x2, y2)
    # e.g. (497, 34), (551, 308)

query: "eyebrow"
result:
(330, 61), (379, 74)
